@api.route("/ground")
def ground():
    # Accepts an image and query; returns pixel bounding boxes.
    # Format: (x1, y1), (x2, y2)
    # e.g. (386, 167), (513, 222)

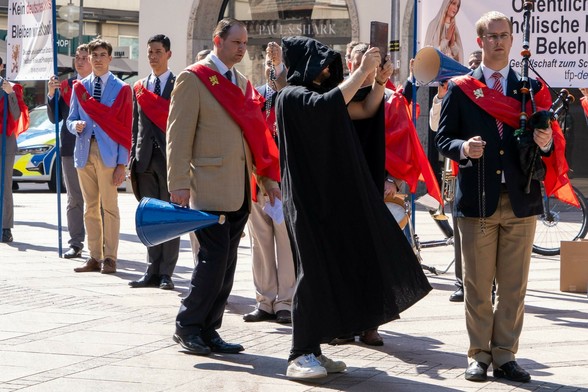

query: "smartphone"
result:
(370, 21), (389, 67)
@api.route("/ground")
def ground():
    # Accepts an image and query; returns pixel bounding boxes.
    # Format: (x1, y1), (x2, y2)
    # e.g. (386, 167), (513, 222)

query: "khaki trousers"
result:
(77, 140), (120, 261)
(248, 195), (295, 313)
(458, 192), (535, 368)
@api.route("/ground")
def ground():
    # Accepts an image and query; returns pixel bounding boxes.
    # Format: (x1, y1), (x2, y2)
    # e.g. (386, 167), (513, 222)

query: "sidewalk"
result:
(1, 187), (587, 391)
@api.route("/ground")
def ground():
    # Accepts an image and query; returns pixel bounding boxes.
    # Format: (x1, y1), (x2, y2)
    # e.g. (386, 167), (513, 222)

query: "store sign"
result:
(244, 19), (350, 39)
(113, 46), (130, 58)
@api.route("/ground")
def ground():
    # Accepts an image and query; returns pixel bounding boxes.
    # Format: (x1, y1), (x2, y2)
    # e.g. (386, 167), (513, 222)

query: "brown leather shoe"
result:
(360, 328), (384, 346)
(101, 258), (117, 274)
(74, 258), (101, 273)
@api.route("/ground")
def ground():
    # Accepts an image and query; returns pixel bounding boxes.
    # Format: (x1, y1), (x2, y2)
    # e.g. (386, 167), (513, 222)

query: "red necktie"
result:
(491, 72), (504, 138)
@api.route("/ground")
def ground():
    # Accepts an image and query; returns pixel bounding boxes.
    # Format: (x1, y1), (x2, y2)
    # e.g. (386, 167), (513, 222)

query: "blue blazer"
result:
(435, 67), (545, 218)
(66, 72), (130, 168)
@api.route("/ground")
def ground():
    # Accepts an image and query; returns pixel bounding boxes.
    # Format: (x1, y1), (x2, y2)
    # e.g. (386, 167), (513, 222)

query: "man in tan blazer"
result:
(167, 17), (280, 356)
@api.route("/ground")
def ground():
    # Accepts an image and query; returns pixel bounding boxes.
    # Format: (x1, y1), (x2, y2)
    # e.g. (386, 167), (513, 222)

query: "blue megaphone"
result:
(413, 46), (470, 85)
(135, 197), (224, 247)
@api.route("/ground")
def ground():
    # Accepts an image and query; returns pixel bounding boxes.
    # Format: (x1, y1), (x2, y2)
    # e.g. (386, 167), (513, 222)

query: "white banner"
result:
(418, 0), (588, 88)
(7, 0), (54, 81)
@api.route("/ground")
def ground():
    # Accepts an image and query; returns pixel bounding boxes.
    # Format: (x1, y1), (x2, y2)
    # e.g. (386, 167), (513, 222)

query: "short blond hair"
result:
(475, 11), (512, 37)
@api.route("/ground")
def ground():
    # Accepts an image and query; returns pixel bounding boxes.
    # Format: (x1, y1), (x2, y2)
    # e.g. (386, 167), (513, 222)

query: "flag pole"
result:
(0, 89), (7, 234)
(52, 0), (64, 257)
(410, 0), (419, 232)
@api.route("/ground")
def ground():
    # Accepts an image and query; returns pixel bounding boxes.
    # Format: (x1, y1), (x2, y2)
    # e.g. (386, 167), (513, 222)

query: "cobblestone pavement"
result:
(1, 187), (587, 391)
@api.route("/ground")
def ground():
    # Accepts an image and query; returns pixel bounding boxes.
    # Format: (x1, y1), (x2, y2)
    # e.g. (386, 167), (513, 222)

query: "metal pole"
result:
(78, 0), (84, 46)
(390, 0), (401, 86)
(52, 0), (63, 257)
(0, 94), (7, 234)
(410, 0), (418, 231)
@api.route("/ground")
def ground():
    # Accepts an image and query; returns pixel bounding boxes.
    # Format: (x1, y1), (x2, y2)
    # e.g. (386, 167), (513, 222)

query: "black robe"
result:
(276, 37), (432, 349)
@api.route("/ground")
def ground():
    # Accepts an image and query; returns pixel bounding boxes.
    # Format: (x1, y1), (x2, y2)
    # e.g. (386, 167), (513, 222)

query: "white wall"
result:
(138, 0), (195, 77)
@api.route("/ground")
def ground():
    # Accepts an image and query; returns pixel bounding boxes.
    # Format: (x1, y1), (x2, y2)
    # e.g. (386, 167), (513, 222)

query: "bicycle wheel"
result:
(533, 186), (588, 256)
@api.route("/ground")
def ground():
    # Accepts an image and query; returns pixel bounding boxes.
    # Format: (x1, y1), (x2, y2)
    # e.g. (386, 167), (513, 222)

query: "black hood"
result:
(281, 36), (343, 91)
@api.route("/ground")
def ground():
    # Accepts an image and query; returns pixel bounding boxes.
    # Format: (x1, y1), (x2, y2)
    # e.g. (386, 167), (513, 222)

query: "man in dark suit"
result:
(47, 44), (92, 258)
(435, 11), (554, 383)
(167, 18), (280, 356)
(129, 34), (179, 290)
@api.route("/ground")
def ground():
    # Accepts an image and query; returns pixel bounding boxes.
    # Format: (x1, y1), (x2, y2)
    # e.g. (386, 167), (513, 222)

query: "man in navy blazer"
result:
(435, 11), (553, 383)
(66, 38), (132, 275)
(128, 34), (179, 290)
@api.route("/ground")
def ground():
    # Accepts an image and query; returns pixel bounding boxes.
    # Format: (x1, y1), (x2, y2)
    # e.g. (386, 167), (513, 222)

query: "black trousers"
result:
(175, 201), (248, 340)
(135, 148), (180, 276)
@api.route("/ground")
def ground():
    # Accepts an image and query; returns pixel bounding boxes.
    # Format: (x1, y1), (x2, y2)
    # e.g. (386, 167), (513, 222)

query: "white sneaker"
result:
(286, 354), (328, 379)
(317, 354), (347, 373)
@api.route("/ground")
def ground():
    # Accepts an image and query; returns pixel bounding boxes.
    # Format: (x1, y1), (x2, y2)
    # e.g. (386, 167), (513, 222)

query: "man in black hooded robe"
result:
(276, 36), (432, 380)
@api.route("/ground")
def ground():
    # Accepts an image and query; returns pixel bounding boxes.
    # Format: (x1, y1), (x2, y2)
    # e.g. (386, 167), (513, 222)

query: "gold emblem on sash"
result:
(209, 75), (219, 86)
(82, 92), (88, 101)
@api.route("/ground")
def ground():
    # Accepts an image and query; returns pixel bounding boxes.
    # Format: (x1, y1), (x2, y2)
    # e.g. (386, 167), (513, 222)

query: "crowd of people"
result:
(1, 9), (578, 385)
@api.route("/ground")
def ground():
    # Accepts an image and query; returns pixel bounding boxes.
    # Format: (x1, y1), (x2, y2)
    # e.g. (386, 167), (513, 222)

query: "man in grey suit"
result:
(47, 44), (92, 258)
(129, 34), (179, 290)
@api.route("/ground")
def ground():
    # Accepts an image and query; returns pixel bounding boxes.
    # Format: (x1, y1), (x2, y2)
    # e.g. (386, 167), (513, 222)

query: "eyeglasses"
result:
(482, 33), (511, 42)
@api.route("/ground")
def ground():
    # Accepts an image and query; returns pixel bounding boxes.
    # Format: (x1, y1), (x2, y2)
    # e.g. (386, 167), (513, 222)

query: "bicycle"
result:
(391, 182), (588, 275)
(533, 185), (588, 256)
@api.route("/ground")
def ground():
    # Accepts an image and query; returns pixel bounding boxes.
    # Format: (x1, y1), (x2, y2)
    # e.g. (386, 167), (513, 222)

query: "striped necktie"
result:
(491, 72), (504, 138)
(93, 77), (102, 103)
(154, 76), (161, 96)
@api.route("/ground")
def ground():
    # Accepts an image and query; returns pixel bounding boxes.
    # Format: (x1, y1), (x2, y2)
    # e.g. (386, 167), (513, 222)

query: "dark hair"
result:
(212, 17), (246, 41)
(148, 34), (171, 51)
(88, 38), (113, 56)
(0, 57), (3, 66)
(76, 44), (89, 53)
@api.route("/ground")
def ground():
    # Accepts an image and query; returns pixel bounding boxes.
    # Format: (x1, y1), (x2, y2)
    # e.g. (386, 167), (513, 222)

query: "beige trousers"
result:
(77, 140), (120, 261)
(459, 192), (535, 368)
(248, 195), (295, 313)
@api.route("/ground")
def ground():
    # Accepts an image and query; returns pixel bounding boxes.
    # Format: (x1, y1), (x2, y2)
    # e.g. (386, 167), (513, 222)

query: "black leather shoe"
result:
(129, 274), (159, 288)
(243, 308), (276, 322)
(493, 361), (531, 382)
(172, 334), (211, 355)
(449, 287), (464, 302)
(159, 275), (174, 290)
(206, 336), (244, 353)
(465, 361), (489, 382)
(2, 229), (13, 243)
(275, 310), (292, 324)
(63, 246), (82, 259)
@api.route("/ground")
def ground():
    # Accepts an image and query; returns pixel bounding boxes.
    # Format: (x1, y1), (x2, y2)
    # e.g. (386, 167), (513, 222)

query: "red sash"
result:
(187, 64), (279, 182)
(133, 80), (170, 133)
(384, 83), (443, 205)
(1, 84), (30, 137)
(454, 75), (578, 207)
(60, 79), (73, 105)
(73, 81), (132, 151)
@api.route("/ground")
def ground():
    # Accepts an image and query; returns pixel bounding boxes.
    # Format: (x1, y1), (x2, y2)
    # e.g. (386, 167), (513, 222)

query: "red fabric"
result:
(384, 84), (443, 205)
(250, 95), (277, 202)
(60, 79), (73, 105)
(453, 75), (578, 207)
(582, 96), (588, 117)
(1, 84), (29, 137)
(73, 82), (133, 151)
(133, 80), (170, 133)
(188, 64), (280, 182)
